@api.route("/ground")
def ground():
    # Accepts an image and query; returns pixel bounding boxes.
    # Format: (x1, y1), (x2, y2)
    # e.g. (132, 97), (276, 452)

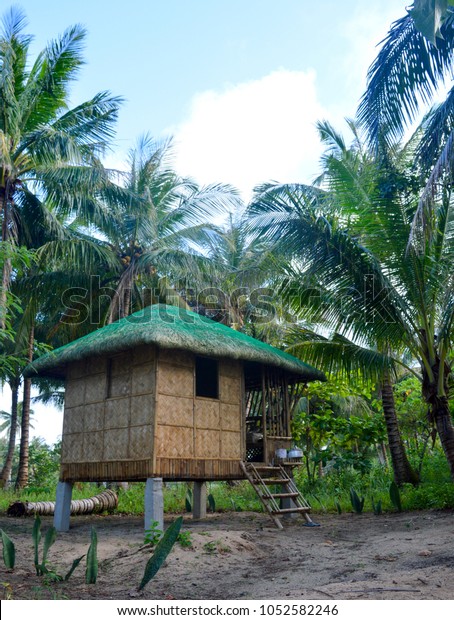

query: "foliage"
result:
(389, 481), (403, 512)
(85, 527), (98, 584)
(138, 517), (182, 592)
(291, 378), (385, 484)
(349, 487), (365, 513)
(1, 529), (15, 569)
(177, 530), (193, 549)
(144, 521), (163, 546)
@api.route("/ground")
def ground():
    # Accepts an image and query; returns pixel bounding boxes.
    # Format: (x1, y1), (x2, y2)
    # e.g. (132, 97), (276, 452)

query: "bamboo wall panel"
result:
(61, 432), (83, 463)
(104, 397), (130, 429)
(221, 360), (242, 378)
(62, 406), (84, 434)
(157, 362), (193, 398)
(84, 403), (105, 433)
(129, 424), (153, 459)
(65, 379), (85, 408)
(195, 429), (220, 458)
(158, 348), (193, 367)
(132, 363), (155, 395)
(133, 344), (155, 365)
(220, 403), (240, 431)
(156, 395), (194, 426)
(83, 430), (104, 461)
(221, 430), (242, 458)
(85, 373), (108, 402)
(62, 352), (157, 467)
(155, 425), (194, 458)
(219, 375), (241, 404)
(194, 399), (220, 429)
(130, 394), (154, 426)
(103, 428), (129, 460)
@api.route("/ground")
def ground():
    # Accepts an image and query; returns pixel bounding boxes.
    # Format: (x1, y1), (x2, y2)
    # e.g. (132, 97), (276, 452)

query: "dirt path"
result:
(1, 509), (453, 600)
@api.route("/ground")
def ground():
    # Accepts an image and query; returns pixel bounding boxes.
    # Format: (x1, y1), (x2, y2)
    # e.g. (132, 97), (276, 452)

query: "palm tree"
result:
(357, 4), (454, 204)
(188, 213), (277, 328)
(96, 135), (241, 324)
(0, 7), (122, 329)
(247, 120), (454, 480)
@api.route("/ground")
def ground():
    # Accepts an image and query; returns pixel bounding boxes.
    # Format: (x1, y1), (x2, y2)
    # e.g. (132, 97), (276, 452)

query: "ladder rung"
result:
(252, 466), (281, 471)
(252, 478), (291, 485)
(271, 507), (311, 514)
(265, 492), (299, 499)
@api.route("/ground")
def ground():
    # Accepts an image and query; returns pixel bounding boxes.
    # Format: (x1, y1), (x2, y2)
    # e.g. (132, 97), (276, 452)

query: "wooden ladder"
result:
(240, 461), (314, 530)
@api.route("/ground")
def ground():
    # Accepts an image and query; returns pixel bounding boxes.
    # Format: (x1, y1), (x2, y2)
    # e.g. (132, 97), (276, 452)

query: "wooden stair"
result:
(240, 461), (315, 530)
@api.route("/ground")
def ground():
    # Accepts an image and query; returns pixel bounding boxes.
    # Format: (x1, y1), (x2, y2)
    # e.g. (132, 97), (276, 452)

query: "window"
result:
(195, 356), (219, 399)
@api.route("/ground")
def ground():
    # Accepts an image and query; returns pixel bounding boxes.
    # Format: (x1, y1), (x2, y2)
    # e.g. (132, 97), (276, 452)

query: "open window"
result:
(195, 356), (219, 399)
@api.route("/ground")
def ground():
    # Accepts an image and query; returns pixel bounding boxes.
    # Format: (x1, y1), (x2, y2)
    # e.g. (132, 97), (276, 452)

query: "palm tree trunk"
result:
(0, 182), (13, 330)
(381, 375), (419, 485)
(0, 377), (20, 487)
(424, 359), (454, 479)
(433, 395), (454, 479)
(15, 325), (34, 490)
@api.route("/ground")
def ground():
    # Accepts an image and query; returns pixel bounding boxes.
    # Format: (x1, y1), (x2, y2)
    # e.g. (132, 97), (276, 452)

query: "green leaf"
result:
(350, 487), (365, 514)
(389, 481), (403, 512)
(138, 517), (183, 592)
(1, 529), (15, 569)
(64, 555), (85, 581)
(42, 526), (57, 566)
(32, 516), (42, 574)
(85, 527), (98, 584)
(207, 493), (216, 513)
(411, 0), (449, 44)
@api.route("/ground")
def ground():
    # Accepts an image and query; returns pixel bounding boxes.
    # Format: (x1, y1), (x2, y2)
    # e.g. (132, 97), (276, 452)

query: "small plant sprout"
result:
(350, 488), (365, 514)
(144, 521), (163, 546)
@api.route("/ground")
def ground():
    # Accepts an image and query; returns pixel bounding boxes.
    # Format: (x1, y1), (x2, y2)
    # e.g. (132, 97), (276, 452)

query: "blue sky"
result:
(2, 0), (409, 443)
(15, 0), (406, 196)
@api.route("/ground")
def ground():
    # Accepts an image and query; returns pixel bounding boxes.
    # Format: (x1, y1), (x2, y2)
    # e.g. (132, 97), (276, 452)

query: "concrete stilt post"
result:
(145, 478), (164, 532)
(193, 481), (207, 520)
(54, 481), (73, 532)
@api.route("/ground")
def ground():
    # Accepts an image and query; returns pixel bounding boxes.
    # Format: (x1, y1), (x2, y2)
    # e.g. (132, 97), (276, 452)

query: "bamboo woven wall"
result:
(154, 351), (244, 478)
(61, 345), (156, 479)
(61, 346), (245, 482)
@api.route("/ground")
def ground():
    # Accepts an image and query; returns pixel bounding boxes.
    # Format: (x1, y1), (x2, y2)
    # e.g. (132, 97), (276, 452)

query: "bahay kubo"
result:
(25, 304), (325, 531)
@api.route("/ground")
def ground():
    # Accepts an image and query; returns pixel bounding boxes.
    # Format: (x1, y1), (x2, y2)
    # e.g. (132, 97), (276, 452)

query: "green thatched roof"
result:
(25, 304), (325, 382)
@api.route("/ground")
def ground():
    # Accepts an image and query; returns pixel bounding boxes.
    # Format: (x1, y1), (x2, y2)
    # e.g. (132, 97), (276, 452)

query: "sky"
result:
(0, 0), (409, 444)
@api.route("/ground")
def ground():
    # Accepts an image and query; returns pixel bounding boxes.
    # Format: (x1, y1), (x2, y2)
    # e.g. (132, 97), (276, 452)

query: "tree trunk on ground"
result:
(7, 489), (118, 516)
(381, 376), (420, 485)
(15, 325), (34, 490)
(0, 377), (20, 487)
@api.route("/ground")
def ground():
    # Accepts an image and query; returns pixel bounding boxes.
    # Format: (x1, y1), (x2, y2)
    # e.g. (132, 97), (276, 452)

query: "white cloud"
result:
(170, 69), (329, 201)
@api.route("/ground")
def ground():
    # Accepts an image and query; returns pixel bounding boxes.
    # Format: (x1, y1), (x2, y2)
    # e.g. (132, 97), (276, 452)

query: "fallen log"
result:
(7, 489), (118, 517)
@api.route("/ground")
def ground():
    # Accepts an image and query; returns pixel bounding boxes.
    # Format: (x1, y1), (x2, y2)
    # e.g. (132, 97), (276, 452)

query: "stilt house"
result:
(26, 304), (325, 529)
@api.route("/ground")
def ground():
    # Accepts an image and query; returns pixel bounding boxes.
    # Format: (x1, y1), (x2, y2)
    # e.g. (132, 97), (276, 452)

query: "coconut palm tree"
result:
(187, 213), (277, 328)
(97, 135), (241, 324)
(357, 2), (454, 213)
(0, 7), (122, 329)
(247, 120), (454, 480)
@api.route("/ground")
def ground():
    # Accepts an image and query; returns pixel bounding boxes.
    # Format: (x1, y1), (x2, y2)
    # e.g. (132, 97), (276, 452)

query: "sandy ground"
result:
(1, 509), (453, 600)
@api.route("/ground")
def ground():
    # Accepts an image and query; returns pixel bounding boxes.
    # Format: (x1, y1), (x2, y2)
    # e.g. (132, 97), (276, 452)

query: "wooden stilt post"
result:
(54, 481), (73, 532)
(193, 481), (207, 520)
(145, 478), (164, 532)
